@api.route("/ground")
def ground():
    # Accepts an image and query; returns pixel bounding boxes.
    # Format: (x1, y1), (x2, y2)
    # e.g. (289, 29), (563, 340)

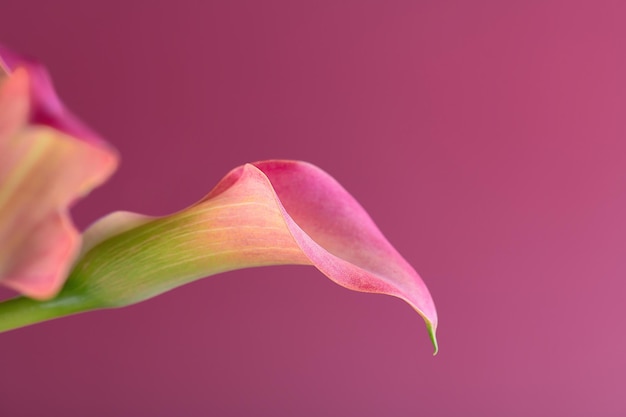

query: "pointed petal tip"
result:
(428, 322), (439, 355)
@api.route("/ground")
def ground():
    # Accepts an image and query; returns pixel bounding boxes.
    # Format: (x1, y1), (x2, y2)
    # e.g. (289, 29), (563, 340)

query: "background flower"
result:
(0, 46), (118, 298)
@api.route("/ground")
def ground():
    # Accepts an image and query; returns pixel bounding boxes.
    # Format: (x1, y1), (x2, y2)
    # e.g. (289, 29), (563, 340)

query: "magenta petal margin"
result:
(0, 45), (106, 145)
(243, 161), (438, 350)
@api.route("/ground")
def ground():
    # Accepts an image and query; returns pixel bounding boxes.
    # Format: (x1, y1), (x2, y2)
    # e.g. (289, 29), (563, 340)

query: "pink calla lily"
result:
(0, 46), (118, 299)
(0, 161), (438, 352)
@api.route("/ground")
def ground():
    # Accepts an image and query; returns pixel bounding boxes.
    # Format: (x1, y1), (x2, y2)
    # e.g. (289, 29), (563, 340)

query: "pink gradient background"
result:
(1, 1), (625, 415)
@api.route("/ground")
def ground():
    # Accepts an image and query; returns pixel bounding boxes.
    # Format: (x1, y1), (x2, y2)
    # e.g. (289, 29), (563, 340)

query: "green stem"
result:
(0, 292), (96, 333)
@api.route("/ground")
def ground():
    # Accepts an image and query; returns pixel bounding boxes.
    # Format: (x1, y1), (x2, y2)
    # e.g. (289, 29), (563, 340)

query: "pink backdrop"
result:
(2, 1), (625, 415)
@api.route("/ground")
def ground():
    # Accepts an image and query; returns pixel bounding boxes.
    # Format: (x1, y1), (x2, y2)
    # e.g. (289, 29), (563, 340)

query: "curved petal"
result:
(0, 46), (118, 299)
(65, 161), (437, 351)
(258, 161), (438, 347)
(0, 45), (106, 145)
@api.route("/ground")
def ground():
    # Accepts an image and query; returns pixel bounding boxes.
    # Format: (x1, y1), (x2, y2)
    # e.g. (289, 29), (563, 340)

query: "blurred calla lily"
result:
(0, 161), (438, 352)
(0, 46), (118, 299)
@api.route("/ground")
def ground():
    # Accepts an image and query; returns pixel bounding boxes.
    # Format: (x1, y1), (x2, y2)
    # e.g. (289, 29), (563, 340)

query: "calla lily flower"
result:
(0, 45), (118, 299)
(0, 160), (438, 352)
